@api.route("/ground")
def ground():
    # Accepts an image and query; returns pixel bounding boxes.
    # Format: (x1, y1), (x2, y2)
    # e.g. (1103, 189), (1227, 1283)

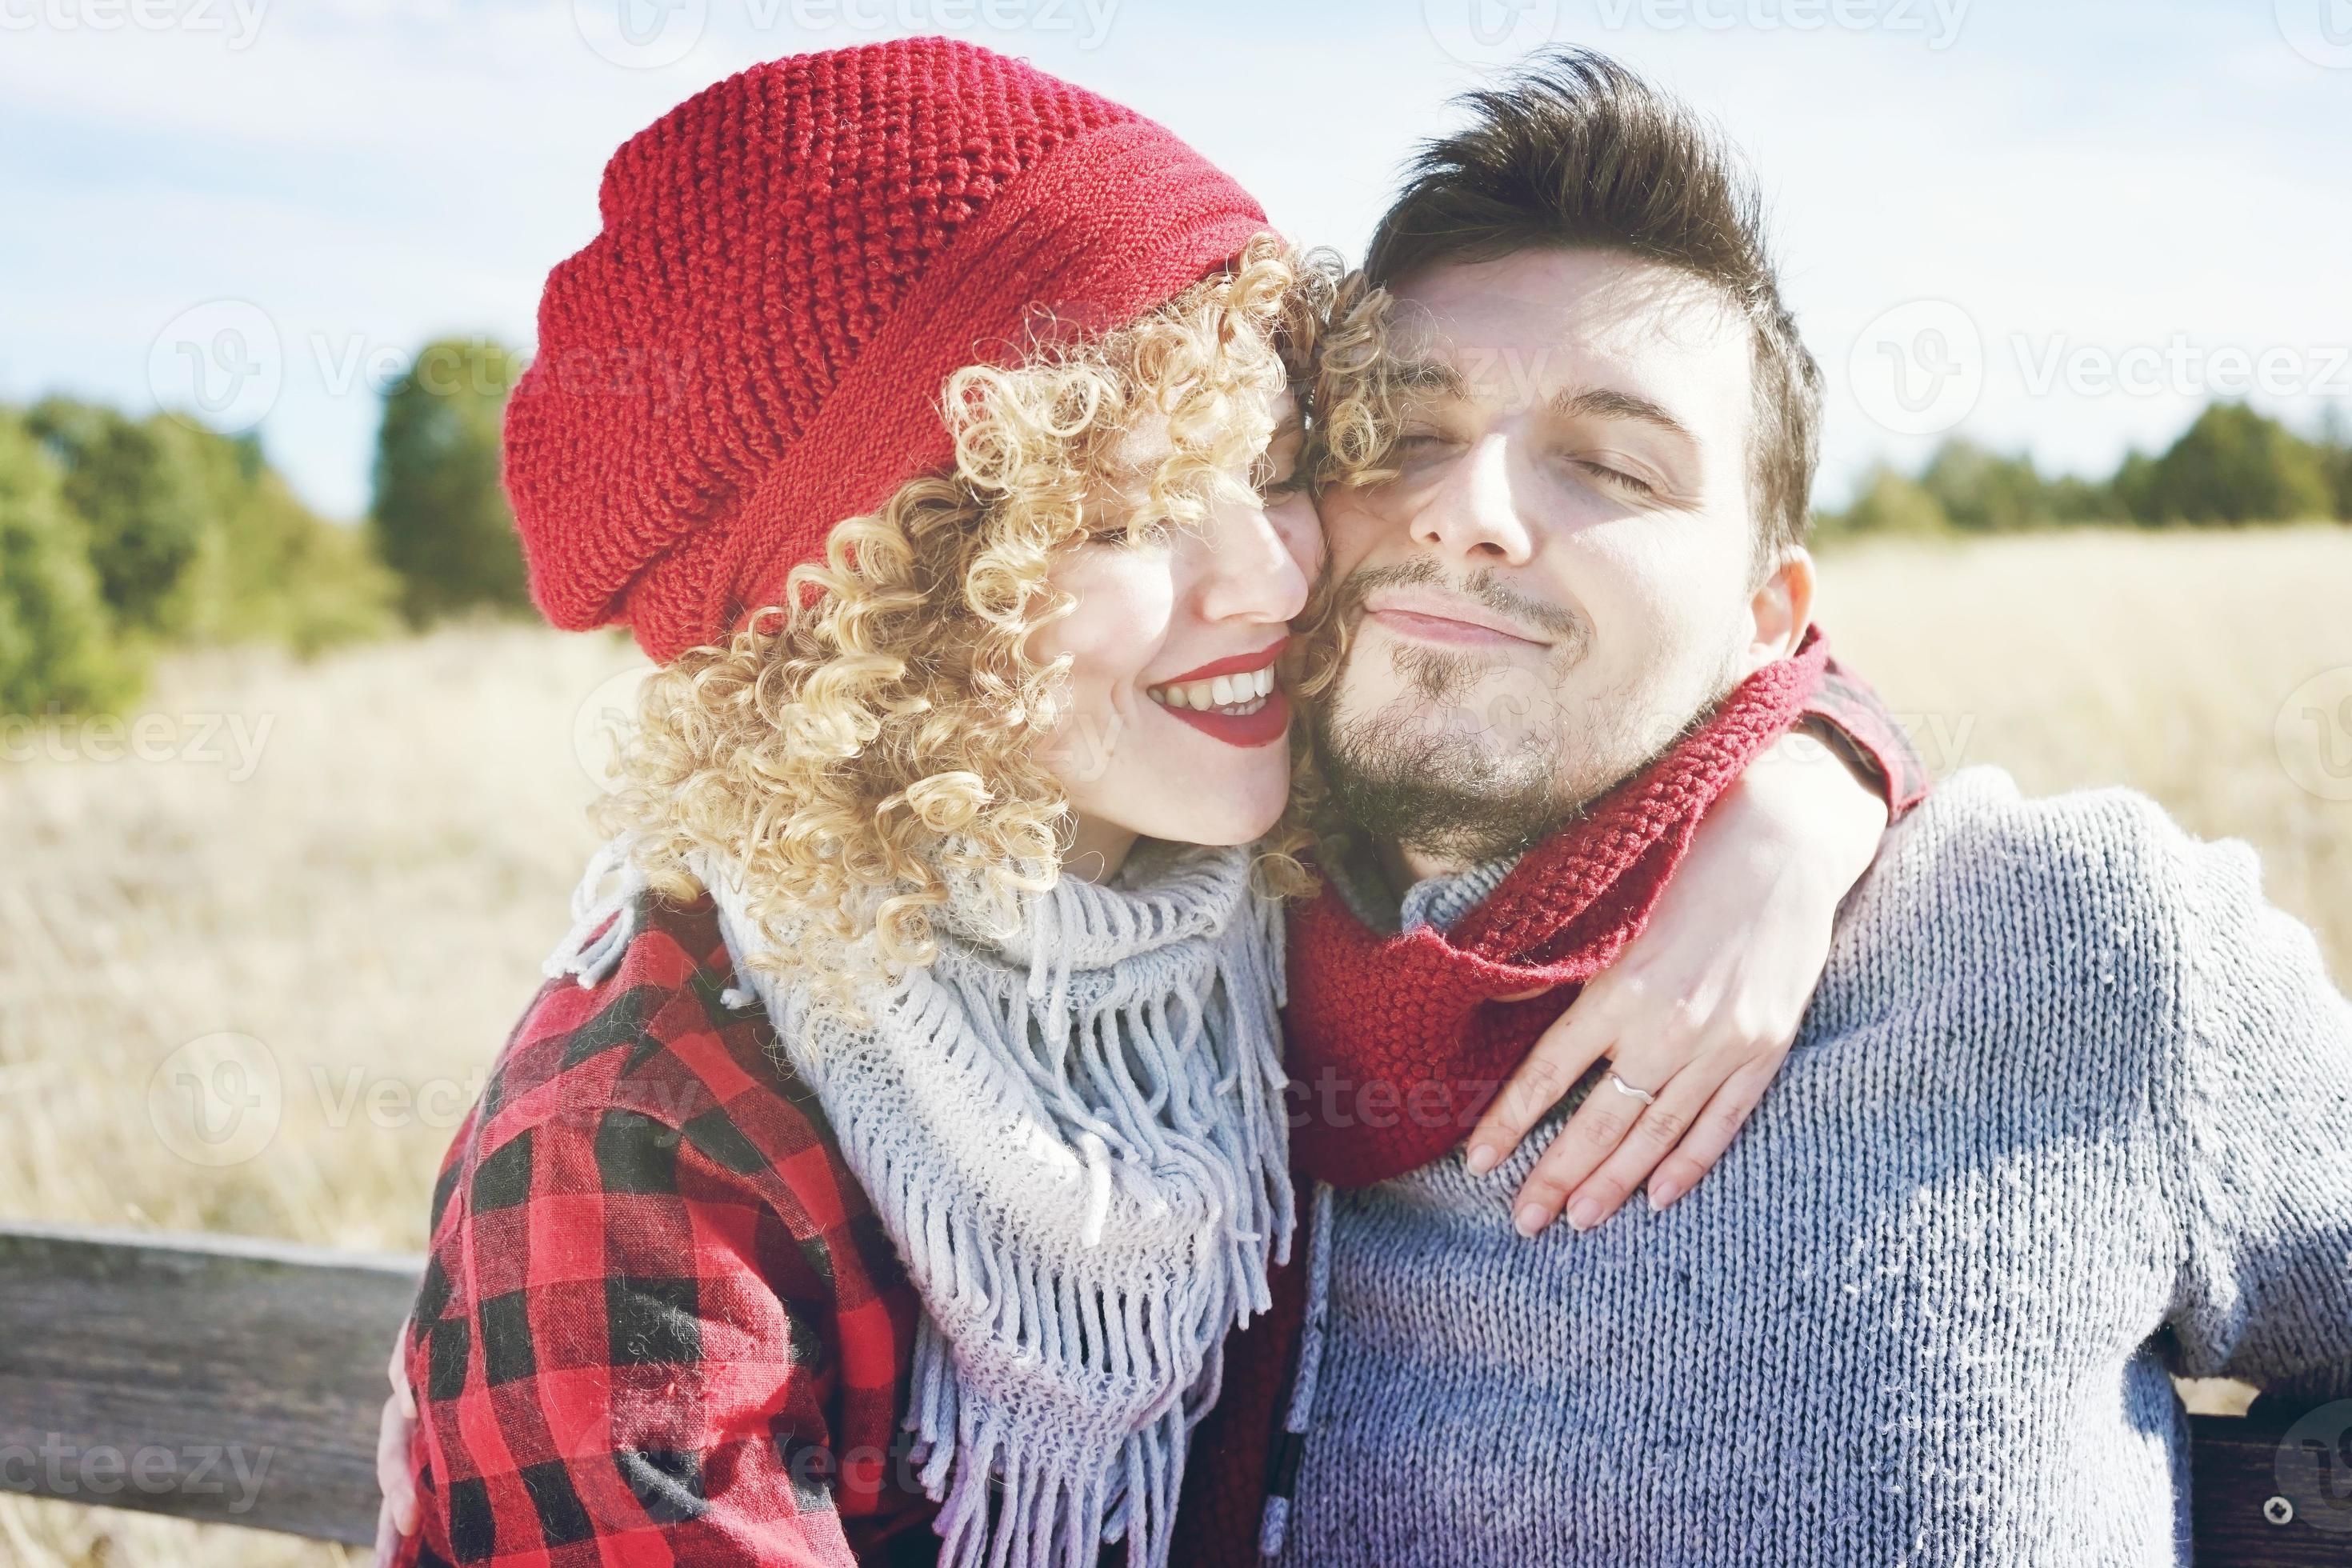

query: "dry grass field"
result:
(2, 525), (2348, 1565)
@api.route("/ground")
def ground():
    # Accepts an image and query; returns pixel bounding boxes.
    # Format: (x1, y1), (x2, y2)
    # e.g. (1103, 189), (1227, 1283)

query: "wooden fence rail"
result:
(0, 1222), (2346, 1560)
(0, 1222), (417, 1546)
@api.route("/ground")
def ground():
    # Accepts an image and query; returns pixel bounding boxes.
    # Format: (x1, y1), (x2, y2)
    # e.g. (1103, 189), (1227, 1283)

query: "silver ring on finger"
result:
(1606, 1069), (1659, 1106)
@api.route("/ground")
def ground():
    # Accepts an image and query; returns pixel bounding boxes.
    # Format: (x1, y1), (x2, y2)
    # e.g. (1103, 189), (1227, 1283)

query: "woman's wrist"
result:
(1728, 726), (1892, 892)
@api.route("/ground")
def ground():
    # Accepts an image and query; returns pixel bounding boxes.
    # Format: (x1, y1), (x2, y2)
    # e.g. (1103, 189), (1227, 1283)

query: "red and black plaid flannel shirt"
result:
(395, 656), (1924, 1568)
(393, 891), (938, 1568)
(1809, 655), (1932, 818)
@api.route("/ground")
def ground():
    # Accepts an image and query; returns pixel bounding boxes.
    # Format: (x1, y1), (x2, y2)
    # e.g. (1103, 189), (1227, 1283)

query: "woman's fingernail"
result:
(1466, 1143), (1497, 1176)
(1565, 1197), (1601, 1232)
(1646, 1178), (1681, 1210)
(1513, 1203), (1548, 1237)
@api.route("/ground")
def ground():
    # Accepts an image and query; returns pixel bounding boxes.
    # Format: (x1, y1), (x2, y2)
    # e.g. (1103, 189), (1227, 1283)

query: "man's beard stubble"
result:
(1308, 561), (1739, 867)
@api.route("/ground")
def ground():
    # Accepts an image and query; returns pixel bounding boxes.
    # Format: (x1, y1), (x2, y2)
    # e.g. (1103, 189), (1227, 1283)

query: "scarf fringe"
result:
(913, 1322), (1192, 1568)
(691, 840), (1291, 1568)
(544, 837), (645, 987)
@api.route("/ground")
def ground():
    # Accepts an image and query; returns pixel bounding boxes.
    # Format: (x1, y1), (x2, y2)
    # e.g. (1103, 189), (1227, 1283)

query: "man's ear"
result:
(1747, 546), (1814, 664)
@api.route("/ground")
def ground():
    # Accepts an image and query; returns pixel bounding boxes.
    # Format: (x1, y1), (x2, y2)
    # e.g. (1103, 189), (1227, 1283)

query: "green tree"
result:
(2044, 473), (2127, 525)
(368, 338), (531, 623)
(2111, 450), (2162, 526)
(2319, 403), (2352, 521)
(2129, 402), (2333, 525)
(171, 425), (400, 655)
(1917, 440), (2064, 533)
(0, 410), (136, 716)
(1815, 466), (1950, 543)
(23, 398), (214, 634)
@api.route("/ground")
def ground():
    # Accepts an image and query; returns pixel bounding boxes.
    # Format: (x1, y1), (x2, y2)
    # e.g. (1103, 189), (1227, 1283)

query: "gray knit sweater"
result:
(1276, 766), (2352, 1566)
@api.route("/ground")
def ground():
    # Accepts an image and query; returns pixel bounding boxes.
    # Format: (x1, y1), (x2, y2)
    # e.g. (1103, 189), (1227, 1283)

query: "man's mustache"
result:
(1335, 558), (1586, 645)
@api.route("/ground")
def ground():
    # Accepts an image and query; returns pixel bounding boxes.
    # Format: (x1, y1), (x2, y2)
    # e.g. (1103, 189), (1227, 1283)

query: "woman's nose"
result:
(1198, 500), (1312, 625)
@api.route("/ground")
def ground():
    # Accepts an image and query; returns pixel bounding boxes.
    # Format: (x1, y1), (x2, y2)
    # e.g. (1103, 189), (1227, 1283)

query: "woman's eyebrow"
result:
(1393, 356), (1470, 397)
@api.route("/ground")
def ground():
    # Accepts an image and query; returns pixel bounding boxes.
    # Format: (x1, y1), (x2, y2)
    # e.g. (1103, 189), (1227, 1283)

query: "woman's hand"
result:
(373, 1319), (419, 1566)
(1464, 726), (1890, 1236)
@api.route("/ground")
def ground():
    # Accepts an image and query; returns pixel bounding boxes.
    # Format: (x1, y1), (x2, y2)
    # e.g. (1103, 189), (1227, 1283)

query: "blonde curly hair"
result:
(1273, 269), (1414, 865)
(598, 237), (1401, 1004)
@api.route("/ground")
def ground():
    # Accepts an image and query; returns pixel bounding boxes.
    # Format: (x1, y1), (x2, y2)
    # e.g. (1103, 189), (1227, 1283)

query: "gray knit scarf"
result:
(551, 838), (1294, 1568)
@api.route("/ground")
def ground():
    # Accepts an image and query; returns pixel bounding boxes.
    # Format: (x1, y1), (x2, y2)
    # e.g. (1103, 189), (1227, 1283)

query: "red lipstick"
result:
(1158, 689), (1291, 748)
(1158, 638), (1290, 684)
(1147, 638), (1292, 749)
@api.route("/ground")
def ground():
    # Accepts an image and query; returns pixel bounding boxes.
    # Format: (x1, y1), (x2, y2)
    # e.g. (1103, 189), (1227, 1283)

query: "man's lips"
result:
(1362, 597), (1550, 649)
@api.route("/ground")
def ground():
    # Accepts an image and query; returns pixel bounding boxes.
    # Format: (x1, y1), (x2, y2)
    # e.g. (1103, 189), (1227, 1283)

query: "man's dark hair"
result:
(1364, 48), (1822, 562)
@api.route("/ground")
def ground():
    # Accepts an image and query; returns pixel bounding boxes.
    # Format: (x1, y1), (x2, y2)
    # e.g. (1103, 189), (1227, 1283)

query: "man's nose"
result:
(1413, 432), (1534, 566)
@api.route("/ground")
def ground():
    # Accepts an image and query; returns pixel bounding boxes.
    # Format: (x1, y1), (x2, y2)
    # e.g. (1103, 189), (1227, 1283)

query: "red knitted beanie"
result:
(504, 37), (1271, 662)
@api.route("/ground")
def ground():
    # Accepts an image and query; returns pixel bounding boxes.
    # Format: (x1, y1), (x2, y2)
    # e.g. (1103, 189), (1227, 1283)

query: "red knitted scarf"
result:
(1169, 630), (1829, 1563)
(1282, 630), (1831, 1188)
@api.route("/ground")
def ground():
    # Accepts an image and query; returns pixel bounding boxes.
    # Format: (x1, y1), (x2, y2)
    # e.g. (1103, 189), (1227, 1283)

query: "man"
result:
(1183, 48), (2352, 1566)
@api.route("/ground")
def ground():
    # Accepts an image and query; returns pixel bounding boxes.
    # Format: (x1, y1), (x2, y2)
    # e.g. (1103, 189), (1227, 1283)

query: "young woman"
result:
(378, 38), (1914, 1568)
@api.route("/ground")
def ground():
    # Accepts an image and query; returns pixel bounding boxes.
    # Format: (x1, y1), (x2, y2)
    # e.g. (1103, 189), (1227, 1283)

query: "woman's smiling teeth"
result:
(1150, 666), (1278, 714)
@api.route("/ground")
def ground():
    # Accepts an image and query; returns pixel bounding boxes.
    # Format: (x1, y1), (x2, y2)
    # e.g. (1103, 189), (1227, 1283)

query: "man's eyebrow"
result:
(1547, 386), (1696, 443)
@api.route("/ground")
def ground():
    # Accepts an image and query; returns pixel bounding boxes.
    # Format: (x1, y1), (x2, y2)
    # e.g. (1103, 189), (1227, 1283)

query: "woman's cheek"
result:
(1035, 544), (1176, 738)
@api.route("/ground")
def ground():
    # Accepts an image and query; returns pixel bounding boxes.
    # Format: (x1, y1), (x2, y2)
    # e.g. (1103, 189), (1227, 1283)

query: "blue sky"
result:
(3, 0), (2347, 520)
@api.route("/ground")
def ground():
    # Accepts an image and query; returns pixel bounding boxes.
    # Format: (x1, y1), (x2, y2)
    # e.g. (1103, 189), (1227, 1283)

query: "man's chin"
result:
(1310, 707), (1569, 867)
(1310, 675), (1722, 867)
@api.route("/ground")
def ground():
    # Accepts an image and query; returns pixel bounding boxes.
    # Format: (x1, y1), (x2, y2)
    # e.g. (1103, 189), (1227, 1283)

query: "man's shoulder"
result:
(1869, 764), (2229, 918)
(1821, 766), (2246, 1023)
